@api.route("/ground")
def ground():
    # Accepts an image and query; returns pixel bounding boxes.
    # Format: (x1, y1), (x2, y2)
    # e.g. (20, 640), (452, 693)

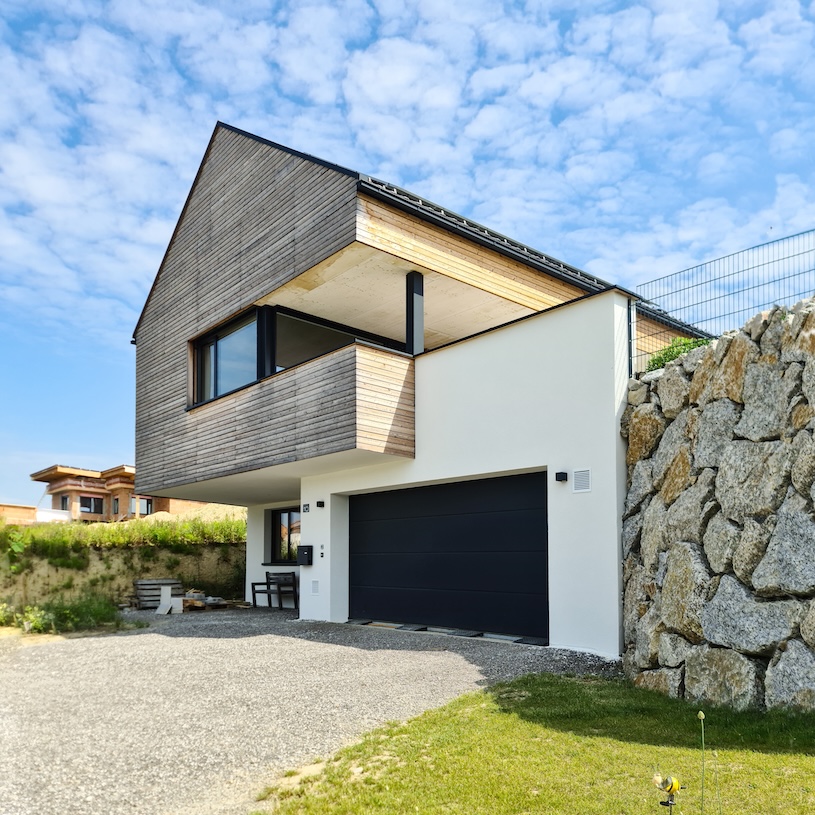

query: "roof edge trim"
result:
(357, 176), (611, 296)
(132, 122), (360, 342)
(217, 122), (359, 179)
(133, 123), (223, 341)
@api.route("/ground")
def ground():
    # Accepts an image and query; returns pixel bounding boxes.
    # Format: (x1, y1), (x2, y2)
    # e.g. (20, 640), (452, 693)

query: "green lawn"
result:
(254, 673), (815, 815)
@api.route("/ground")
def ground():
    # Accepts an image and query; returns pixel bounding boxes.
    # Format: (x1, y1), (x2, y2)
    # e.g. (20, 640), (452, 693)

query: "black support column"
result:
(406, 271), (424, 355)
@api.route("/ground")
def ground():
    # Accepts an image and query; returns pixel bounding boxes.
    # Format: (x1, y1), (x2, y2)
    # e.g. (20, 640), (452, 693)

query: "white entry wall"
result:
(246, 289), (630, 659)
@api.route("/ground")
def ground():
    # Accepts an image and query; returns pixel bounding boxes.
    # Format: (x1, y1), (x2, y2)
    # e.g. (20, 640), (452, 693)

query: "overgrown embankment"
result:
(0, 515), (246, 606)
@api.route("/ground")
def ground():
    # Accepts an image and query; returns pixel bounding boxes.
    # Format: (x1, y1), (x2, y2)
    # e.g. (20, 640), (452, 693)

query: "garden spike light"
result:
(653, 773), (685, 808)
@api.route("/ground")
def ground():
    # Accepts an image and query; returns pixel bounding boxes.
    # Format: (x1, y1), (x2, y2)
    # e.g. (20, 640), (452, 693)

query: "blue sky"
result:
(1, 0), (814, 506)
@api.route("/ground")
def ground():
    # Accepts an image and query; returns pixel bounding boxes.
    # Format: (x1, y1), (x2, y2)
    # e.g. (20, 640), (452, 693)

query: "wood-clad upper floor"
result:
(137, 343), (414, 499)
(134, 122), (703, 499)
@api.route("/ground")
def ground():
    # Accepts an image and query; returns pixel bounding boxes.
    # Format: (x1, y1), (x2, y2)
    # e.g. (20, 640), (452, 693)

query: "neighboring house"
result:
(133, 122), (696, 658)
(28, 464), (215, 522)
(0, 503), (39, 525)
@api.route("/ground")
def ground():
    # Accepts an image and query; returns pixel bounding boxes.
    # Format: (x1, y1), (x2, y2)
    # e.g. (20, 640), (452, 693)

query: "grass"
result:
(253, 673), (815, 815)
(0, 592), (126, 633)
(1, 516), (245, 558)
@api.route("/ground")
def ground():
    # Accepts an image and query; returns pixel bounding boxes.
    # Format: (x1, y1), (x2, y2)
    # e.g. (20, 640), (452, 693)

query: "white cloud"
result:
(738, 0), (815, 78)
(0, 1), (814, 418)
(769, 125), (813, 162)
(480, 15), (559, 62)
(467, 64), (531, 101)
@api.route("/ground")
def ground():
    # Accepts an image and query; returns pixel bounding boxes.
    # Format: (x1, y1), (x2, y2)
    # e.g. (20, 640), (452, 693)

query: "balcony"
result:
(137, 342), (414, 503)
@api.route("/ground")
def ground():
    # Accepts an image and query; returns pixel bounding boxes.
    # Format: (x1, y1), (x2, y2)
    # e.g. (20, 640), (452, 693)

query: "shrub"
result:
(3, 516), (246, 564)
(18, 605), (54, 633)
(42, 592), (120, 632)
(0, 602), (15, 626)
(0, 593), (121, 634)
(646, 336), (711, 372)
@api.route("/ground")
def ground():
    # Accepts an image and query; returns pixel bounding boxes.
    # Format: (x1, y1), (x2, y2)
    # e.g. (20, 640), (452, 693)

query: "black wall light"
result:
(555, 471), (568, 482)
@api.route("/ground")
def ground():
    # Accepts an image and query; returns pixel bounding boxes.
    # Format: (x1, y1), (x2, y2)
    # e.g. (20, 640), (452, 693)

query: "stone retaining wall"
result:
(622, 300), (815, 710)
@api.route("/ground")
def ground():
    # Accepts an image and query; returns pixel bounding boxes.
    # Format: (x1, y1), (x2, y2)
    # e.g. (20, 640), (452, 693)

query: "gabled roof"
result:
(133, 121), (706, 343)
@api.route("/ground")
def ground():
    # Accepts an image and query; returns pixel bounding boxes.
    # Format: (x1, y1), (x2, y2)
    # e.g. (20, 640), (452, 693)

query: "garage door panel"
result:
(349, 472), (548, 639)
(350, 508), (547, 555)
(351, 586), (546, 635)
(351, 473), (546, 521)
(350, 551), (547, 594)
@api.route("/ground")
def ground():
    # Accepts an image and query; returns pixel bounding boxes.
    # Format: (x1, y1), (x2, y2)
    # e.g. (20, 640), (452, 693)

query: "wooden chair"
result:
(251, 571), (298, 610)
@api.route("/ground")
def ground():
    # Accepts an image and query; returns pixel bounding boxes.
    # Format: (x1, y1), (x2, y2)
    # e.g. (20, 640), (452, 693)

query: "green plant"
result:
(17, 605), (54, 633)
(3, 516), (246, 556)
(647, 336), (711, 372)
(8, 557), (33, 575)
(1, 524), (29, 573)
(137, 546), (158, 562)
(0, 601), (15, 626)
(4, 528), (25, 557)
(0, 592), (122, 634)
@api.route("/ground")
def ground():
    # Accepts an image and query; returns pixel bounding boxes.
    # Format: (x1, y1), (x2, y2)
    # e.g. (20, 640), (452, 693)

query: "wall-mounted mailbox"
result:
(297, 545), (314, 566)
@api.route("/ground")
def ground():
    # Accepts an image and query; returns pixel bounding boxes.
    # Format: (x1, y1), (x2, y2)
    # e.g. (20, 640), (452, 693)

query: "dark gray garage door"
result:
(349, 472), (548, 640)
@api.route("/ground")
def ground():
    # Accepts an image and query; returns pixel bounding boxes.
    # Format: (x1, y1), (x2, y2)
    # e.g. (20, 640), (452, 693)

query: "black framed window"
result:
(80, 496), (103, 514)
(129, 497), (154, 516)
(264, 507), (301, 564)
(192, 306), (404, 407)
(274, 312), (357, 372)
(60, 495), (69, 511)
(113, 497), (119, 515)
(195, 311), (258, 403)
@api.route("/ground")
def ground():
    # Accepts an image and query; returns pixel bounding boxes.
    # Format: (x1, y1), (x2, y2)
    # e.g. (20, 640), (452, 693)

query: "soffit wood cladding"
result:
(256, 195), (592, 349)
(356, 195), (586, 310)
(257, 242), (533, 349)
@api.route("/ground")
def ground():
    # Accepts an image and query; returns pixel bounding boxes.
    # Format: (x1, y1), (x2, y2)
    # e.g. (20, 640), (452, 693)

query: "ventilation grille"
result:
(311, 580), (320, 595)
(573, 469), (591, 493)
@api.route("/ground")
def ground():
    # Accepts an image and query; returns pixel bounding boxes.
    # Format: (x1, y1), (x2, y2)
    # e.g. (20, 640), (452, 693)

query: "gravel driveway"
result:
(0, 609), (619, 815)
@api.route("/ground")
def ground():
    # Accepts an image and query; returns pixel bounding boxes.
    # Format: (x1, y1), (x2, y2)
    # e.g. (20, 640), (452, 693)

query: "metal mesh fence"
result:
(635, 228), (815, 372)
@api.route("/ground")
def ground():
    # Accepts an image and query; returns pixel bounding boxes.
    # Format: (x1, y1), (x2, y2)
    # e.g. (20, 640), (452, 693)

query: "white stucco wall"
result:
(246, 289), (631, 658)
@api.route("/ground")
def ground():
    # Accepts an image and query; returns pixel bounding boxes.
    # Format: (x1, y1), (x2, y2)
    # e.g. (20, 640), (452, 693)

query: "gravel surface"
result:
(0, 609), (620, 815)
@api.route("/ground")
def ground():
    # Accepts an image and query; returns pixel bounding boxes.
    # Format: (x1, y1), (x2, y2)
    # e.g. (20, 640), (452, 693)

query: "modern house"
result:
(28, 464), (216, 522)
(133, 122), (693, 658)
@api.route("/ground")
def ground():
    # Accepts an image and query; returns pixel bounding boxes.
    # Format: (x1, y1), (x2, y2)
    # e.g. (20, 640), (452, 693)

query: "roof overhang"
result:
(31, 465), (102, 483)
(140, 449), (400, 506)
(256, 242), (534, 349)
